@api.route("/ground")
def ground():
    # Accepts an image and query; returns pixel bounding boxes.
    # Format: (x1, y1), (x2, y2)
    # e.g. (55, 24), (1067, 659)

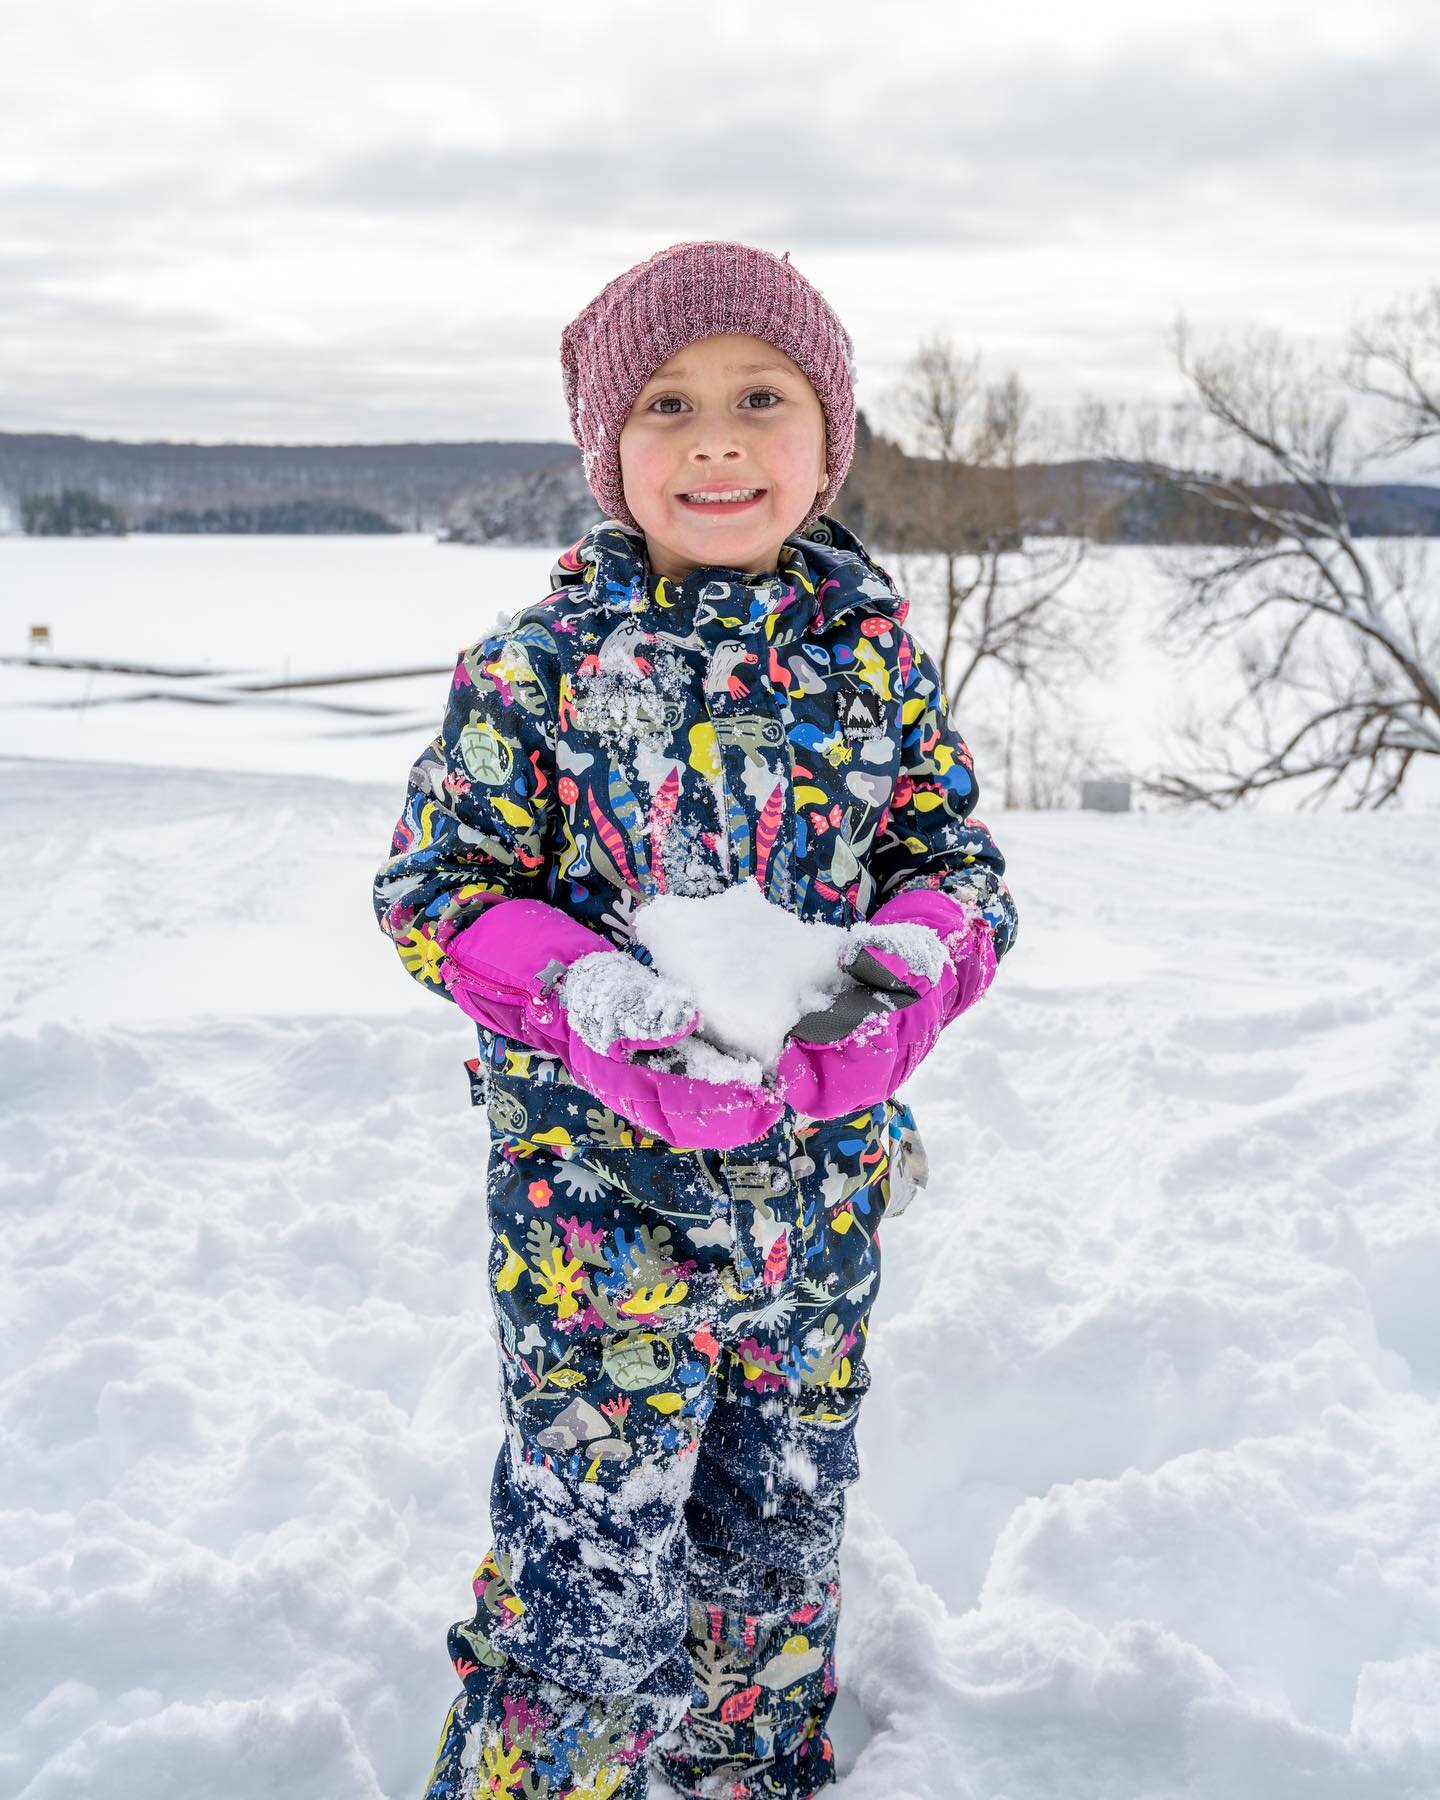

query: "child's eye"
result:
(646, 388), (783, 416)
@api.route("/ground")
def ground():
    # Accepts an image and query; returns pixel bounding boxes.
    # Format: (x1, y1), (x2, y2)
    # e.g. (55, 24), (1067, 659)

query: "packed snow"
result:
(848, 920), (946, 989)
(567, 885), (950, 1081)
(632, 883), (852, 1074)
(3, 536), (1439, 1800)
(559, 950), (701, 1056)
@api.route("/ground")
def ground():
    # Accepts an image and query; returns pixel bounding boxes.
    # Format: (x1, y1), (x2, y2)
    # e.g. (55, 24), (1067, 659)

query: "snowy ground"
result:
(3, 538), (1440, 1799)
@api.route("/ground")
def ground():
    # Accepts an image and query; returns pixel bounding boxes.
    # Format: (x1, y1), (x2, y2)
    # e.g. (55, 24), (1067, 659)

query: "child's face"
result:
(618, 332), (828, 582)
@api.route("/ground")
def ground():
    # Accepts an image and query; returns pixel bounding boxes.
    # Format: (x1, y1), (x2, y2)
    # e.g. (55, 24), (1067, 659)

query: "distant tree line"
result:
(0, 433), (561, 532)
(18, 492), (401, 536)
(140, 499), (400, 534)
(22, 489), (128, 536)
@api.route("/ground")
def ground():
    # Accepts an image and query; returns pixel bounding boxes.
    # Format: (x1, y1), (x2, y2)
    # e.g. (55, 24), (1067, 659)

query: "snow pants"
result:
(420, 1055), (926, 1800)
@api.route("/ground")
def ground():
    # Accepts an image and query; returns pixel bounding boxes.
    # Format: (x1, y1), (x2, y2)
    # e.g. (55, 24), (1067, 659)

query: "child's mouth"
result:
(675, 488), (767, 515)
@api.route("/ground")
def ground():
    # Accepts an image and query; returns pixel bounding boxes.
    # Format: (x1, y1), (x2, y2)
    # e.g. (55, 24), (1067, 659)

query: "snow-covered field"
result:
(3, 537), (1439, 1799)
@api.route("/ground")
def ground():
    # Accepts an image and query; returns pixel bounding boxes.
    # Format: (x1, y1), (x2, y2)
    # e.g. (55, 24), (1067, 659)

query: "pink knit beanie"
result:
(560, 240), (857, 537)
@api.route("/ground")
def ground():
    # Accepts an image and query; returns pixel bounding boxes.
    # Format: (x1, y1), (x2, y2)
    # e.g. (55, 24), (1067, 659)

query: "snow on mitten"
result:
(560, 951), (700, 1060)
(775, 890), (994, 1120)
(559, 955), (791, 1149)
(786, 920), (947, 1045)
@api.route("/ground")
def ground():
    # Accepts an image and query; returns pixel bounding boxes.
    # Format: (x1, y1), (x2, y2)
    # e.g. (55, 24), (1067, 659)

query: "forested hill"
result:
(0, 433), (571, 533)
(3, 427), (1437, 543)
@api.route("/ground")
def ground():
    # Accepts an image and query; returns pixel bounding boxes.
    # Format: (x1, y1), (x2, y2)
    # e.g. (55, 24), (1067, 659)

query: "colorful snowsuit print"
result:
(373, 513), (1018, 1798)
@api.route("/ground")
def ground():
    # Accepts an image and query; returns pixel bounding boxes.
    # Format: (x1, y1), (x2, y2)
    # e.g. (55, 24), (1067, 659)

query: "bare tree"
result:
(1088, 312), (1440, 809)
(1347, 284), (1440, 466)
(854, 334), (1099, 804)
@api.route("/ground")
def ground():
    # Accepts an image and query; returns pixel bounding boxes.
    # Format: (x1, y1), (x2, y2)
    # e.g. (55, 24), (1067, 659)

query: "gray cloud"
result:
(279, 43), (1440, 230)
(1, 3), (1436, 444)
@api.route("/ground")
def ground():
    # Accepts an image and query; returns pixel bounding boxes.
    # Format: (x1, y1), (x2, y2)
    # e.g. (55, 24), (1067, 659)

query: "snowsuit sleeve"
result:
(372, 624), (558, 1001)
(867, 631), (1019, 959)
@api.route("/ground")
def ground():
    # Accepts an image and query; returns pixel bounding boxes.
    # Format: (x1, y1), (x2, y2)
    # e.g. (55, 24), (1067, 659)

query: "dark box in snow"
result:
(1081, 779), (1132, 813)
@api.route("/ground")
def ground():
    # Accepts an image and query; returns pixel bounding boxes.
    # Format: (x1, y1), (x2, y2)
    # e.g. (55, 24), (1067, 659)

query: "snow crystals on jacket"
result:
(373, 513), (1019, 1015)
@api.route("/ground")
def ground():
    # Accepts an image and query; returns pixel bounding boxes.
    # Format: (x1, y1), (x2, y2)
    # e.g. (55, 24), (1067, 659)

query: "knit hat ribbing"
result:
(560, 240), (857, 537)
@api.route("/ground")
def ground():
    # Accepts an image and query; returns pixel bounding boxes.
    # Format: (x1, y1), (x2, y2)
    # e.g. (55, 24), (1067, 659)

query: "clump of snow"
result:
(632, 881), (854, 1073)
(624, 889), (951, 1079)
(560, 949), (697, 1055)
(640, 1033), (768, 1090)
(847, 920), (946, 987)
(781, 1439), (820, 1496)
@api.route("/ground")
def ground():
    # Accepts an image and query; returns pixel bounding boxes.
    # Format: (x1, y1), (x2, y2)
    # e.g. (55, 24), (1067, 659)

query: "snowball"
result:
(633, 882), (854, 1073)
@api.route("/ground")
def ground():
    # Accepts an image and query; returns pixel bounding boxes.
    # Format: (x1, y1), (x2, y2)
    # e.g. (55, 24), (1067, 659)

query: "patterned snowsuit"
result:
(374, 514), (1018, 1798)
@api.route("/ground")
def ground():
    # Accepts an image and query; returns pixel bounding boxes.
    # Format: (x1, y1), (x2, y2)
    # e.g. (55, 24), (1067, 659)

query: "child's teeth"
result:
(685, 489), (758, 502)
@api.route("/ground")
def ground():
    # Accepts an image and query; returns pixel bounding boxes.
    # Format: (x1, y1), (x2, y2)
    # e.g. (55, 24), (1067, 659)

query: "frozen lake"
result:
(1, 534), (552, 783)
(1, 530), (1197, 791)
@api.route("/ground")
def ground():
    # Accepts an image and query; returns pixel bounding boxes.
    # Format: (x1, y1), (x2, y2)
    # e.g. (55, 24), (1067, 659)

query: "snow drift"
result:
(2, 758), (1438, 1799)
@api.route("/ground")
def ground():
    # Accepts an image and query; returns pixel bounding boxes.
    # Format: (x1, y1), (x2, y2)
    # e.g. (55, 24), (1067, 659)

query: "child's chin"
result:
(672, 520), (768, 553)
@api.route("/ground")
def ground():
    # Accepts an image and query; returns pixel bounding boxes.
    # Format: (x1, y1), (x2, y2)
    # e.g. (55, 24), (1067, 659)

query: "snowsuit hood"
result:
(542, 512), (910, 646)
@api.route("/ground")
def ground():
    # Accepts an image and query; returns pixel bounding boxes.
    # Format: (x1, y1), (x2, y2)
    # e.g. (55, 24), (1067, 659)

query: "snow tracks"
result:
(2, 765), (1438, 1799)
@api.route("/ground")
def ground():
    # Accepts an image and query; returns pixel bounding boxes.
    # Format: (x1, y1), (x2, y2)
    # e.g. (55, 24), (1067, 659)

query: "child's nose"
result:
(687, 422), (747, 458)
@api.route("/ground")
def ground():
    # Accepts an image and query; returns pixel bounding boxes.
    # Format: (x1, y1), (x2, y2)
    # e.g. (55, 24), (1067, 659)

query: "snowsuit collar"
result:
(546, 512), (910, 642)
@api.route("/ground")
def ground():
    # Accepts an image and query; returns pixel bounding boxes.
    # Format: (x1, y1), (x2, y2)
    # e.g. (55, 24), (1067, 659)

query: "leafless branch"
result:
(1345, 285), (1440, 468)
(1092, 308), (1439, 809)
(874, 333), (1100, 721)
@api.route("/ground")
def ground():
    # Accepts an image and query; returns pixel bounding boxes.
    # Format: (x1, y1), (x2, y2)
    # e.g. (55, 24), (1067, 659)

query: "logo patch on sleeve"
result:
(838, 686), (884, 745)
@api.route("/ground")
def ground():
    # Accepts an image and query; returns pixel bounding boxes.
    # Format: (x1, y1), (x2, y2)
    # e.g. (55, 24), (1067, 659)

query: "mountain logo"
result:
(838, 685), (883, 745)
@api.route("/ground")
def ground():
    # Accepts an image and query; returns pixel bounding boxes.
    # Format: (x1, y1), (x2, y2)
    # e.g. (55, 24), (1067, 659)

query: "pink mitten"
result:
(775, 889), (995, 1120)
(438, 898), (783, 1151)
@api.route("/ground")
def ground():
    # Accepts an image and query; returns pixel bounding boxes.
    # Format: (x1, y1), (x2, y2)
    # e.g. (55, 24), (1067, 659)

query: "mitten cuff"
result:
(438, 897), (612, 1050)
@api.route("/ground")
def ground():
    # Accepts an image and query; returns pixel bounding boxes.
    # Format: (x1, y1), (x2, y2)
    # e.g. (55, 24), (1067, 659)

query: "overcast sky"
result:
(3, 0), (1437, 468)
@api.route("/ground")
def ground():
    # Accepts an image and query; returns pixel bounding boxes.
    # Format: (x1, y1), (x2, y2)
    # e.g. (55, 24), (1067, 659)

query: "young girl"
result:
(374, 240), (1018, 1800)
